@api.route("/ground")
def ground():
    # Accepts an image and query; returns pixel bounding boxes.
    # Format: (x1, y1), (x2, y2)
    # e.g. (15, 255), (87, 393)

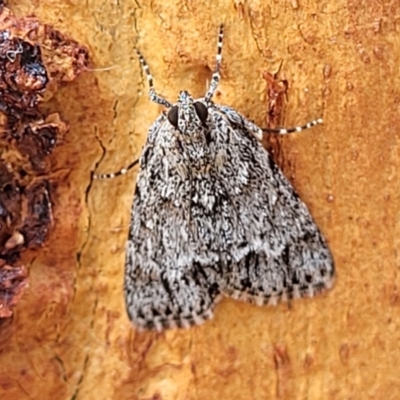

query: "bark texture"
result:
(1, 0), (400, 399)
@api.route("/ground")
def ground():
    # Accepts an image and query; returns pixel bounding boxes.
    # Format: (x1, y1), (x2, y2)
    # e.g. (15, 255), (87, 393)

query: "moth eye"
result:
(167, 106), (179, 128)
(194, 102), (208, 124)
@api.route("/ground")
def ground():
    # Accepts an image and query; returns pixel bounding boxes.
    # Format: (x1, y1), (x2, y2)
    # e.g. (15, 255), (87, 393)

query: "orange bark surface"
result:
(1, 0), (400, 399)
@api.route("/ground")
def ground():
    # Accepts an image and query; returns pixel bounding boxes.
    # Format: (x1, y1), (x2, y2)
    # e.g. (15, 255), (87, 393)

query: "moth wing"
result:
(125, 105), (334, 331)
(124, 116), (220, 331)
(212, 105), (334, 305)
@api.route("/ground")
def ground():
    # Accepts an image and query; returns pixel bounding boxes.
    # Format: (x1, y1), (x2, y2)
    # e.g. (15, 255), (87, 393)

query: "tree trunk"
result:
(1, 0), (400, 399)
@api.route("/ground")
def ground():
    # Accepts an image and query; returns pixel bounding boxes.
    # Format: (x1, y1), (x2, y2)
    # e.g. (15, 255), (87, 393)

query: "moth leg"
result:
(241, 114), (323, 138)
(262, 118), (323, 134)
(93, 158), (139, 179)
(214, 104), (323, 141)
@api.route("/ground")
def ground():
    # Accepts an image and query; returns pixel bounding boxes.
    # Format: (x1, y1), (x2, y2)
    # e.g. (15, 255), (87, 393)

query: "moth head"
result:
(167, 91), (208, 134)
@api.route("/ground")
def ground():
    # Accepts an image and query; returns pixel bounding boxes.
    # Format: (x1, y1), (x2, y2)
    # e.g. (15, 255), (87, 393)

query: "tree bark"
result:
(1, 0), (400, 399)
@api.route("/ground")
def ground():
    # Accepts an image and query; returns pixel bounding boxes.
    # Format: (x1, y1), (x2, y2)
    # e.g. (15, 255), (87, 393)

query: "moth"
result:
(95, 25), (334, 331)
